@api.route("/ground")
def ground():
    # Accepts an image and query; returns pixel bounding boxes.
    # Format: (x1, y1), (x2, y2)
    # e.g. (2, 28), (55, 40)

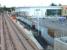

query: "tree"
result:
(0, 4), (1, 7)
(3, 5), (7, 11)
(59, 4), (62, 6)
(11, 7), (15, 11)
(50, 3), (57, 6)
(0, 5), (15, 13)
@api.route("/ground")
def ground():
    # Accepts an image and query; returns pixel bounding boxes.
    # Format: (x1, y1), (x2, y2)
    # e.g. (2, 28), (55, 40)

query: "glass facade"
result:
(46, 9), (61, 16)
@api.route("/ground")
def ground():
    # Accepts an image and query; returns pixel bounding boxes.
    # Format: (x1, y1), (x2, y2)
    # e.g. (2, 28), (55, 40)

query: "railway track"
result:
(3, 15), (16, 50)
(0, 13), (40, 50)
(6, 13), (35, 50)
(5, 13), (37, 50)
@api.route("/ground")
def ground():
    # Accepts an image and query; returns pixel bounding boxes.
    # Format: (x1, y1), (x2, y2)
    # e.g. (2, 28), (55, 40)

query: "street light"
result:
(35, 8), (40, 36)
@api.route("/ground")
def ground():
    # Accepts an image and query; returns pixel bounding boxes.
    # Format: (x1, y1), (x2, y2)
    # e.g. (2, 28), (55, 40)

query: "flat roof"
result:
(16, 6), (62, 9)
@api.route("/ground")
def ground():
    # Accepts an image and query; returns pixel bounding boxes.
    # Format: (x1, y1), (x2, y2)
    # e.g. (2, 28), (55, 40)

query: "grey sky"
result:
(0, 0), (67, 7)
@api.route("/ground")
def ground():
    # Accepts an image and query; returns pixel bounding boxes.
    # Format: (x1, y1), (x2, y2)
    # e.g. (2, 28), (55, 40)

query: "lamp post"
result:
(36, 8), (40, 36)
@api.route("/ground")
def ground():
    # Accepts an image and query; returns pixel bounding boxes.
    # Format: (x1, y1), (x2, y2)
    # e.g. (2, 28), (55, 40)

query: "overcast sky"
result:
(0, 0), (67, 7)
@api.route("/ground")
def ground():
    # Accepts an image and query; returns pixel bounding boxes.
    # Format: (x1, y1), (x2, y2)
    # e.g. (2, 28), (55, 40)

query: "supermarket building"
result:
(15, 5), (67, 18)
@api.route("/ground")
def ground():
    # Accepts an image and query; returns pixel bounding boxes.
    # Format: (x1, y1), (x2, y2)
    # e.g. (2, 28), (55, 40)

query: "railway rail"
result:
(0, 13), (41, 50)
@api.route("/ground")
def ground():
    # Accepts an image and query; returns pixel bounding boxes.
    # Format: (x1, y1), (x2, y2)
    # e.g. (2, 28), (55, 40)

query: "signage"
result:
(62, 5), (67, 16)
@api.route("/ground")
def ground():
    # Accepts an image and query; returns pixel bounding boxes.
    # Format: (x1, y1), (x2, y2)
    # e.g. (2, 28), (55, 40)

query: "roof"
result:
(15, 6), (62, 9)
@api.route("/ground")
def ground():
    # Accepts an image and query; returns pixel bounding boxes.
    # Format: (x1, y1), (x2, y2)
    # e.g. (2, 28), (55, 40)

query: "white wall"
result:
(15, 6), (62, 18)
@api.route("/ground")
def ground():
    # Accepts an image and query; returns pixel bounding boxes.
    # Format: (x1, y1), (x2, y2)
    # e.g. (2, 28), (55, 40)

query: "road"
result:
(0, 13), (40, 50)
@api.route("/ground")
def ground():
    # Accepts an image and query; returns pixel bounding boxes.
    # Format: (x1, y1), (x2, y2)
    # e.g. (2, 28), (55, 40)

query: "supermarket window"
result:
(46, 9), (61, 16)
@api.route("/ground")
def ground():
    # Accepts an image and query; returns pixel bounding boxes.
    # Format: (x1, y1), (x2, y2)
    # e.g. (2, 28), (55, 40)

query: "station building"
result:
(15, 5), (67, 18)
(15, 6), (62, 18)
